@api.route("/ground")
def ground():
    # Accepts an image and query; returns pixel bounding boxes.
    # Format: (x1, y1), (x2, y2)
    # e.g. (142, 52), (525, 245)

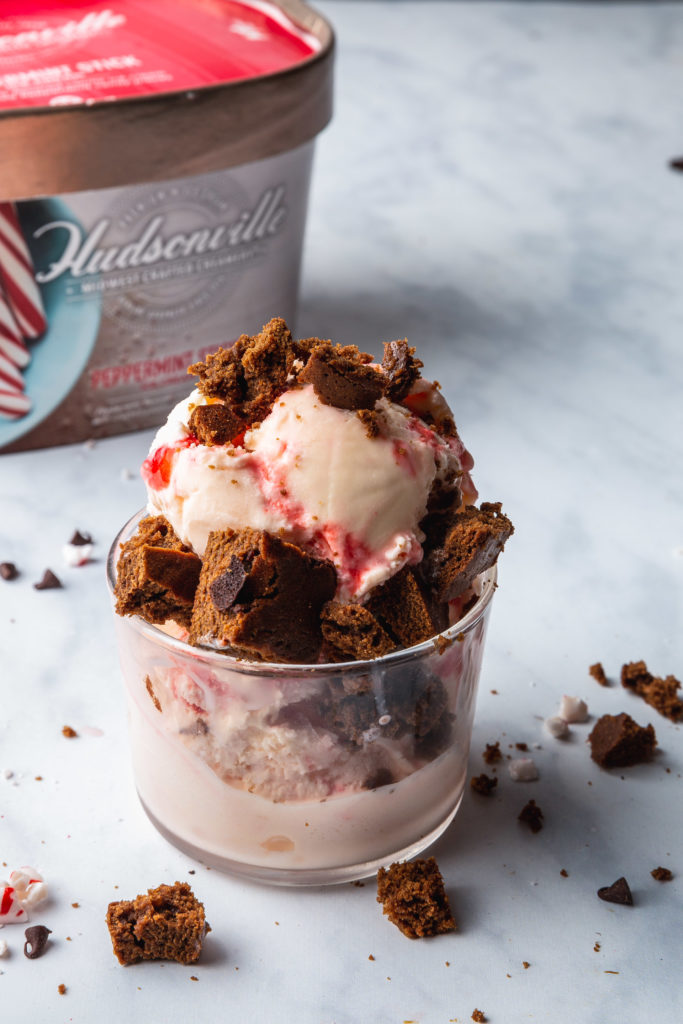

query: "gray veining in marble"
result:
(1, 3), (681, 1022)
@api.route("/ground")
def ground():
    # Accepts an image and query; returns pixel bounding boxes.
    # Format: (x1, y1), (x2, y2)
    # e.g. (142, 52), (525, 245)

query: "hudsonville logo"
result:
(34, 187), (288, 287)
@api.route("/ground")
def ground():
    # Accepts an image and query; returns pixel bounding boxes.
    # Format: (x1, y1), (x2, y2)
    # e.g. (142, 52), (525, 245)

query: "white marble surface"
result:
(1, 2), (682, 1021)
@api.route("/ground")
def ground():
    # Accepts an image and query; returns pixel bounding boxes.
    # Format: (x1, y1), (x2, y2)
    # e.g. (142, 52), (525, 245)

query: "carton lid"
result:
(0, 0), (334, 198)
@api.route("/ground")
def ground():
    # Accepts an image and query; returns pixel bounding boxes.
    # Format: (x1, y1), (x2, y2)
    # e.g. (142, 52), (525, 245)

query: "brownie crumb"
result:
(651, 866), (673, 883)
(356, 408), (381, 438)
(381, 339), (423, 401)
(621, 660), (683, 722)
(62, 726), (78, 738)
(34, 569), (62, 590)
(420, 502), (514, 602)
(597, 877), (633, 906)
(106, 882), (209, 965)
(518, 799), (544, 833)
(472, 1011), (487, 1023)
(368, 953), (375, 960)
(57, 984), (66, 995)
(483, 741), (502, 765)
(0, 561), (19, 580)
(114, 516), (201, 629)
(522, 961), (530, 969)
(191, 528), (336, 663)
(560, 869), (569, 878)
(321, 601), (396, 662)
(515, 742), (528, 751)
(298, 341), (385, 411)
(188, 403), (245, 447)
(470, 773), (498, 797)
(24, 925), (51, 959)
(376, 858), (456, 939)
(589, 662), (609, 687)
(589, 712), (657, 768)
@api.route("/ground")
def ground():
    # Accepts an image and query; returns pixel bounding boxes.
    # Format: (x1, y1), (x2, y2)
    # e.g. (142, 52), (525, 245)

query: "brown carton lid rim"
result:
(0, 1), (334, 199)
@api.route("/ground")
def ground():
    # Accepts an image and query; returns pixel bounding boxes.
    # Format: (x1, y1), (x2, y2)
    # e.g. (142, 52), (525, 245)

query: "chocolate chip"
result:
(24, 925), (52, 958)
(69, 530), (93, 546)
(0, 562), (19, 580)
(209, 557), (247, 611)
(597, 877), (633, 905)
(34, 569), (62, 590)
(669, 157), (683, 172)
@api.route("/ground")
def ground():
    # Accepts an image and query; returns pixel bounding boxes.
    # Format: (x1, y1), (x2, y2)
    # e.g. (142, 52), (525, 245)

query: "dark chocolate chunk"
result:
(0, 561), (19, 580)
(34, 569), (62, 590)
(588, 712), (657, 768)
(209, 556), (248, 611)
(518, 799), (544, 833)
(298, 342), (385, 411)
(24, 925), (52, 959)
(597, 877), (633, 906)
(69, 530), (93, 546)
(669, 157), (683, 172)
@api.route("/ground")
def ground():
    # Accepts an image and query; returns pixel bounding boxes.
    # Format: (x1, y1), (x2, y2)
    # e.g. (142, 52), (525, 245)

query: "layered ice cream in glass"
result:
(107, 318), (512, 884)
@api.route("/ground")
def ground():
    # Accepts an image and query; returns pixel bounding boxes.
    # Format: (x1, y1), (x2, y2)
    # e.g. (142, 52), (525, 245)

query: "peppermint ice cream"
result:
(110, 318), (513, 882)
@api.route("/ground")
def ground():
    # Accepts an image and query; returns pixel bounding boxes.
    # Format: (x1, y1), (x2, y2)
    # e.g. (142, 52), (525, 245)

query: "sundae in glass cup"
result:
(107, 318), (513, 884)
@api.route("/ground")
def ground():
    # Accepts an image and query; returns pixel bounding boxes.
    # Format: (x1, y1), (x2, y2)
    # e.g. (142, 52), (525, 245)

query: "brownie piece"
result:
(588, 712), (657, 768)
(321, 602), (397, 662)
(188, 317), (309, 426)
(482, 741), (502, 765)
(190, 528), (336, 663)
(470, 773), (498, 796)
(188, 402), (245, 446)
(651, 866), (673, 883)
(376, 858), (456, 938)
(420, 502), (514, 602)
(367, 566), (438, 650)
(106, 882), (209, 965)
(298, 341), (385, 411)
(319, 664), (449, 755)
(589, 662), (609, 687)
(381, 339), (423, 401)
(621, 660), (683, 722)
(114, 516), (201, 629)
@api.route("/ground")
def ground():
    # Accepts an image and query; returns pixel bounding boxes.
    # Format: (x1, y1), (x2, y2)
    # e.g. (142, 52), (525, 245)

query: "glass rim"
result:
(106, 508), (497, 677)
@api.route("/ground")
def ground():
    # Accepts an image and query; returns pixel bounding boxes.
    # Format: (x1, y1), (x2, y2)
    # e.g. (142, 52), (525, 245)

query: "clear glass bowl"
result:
(106, 510), (497, 886)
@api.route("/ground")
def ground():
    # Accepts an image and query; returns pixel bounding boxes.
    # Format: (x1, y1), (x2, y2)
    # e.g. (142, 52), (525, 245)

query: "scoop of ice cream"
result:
(144, 380), (475, 602)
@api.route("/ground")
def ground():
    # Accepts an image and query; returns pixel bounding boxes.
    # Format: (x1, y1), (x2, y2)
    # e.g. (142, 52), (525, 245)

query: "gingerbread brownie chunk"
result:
(367, 566), (438, 649)
(188, 317), (308, 425)
(518, 799), (544, 833)
(298, 341), (385, 411)
(106, 882), (209, 965)
(190, 528), (336, 663)
(320, 602), (397, 662)
(114, 516), (201, 629)
(376, 858), (456, 938)
(621, 660), (683, 722)
(470, 773), (498, 797)
(420, 502), (514, 602)
(381, 339), (423, 401)
(589, 662), (609, 687)
(588, 712), (657, 768)
(188, 402), (245, 446)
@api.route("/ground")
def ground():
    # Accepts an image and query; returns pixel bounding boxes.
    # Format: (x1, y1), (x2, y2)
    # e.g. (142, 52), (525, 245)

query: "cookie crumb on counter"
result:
(62, 726), (78, 738)
(651, 866), (673, 882)
(470, 773), (498, 797)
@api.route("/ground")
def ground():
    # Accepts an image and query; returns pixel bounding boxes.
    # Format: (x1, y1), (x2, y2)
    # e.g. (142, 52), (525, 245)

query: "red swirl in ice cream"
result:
(143, 372), (476, 603)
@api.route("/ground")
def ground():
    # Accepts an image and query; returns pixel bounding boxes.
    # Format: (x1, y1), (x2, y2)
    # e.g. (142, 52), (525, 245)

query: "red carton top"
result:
(0, 0), (320, 109)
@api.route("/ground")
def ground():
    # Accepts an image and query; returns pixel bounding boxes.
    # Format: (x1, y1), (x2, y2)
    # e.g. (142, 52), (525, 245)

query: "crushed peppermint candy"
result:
(0, 939), (8, 956)
(508, 758), (539, 782)
(0, 868), (47, 923)
(558, 695), (589, 723)
(544, 716), (569, 739)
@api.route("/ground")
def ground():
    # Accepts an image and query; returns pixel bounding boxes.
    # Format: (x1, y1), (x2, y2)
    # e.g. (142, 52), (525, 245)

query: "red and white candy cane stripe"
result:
(0, 385), (31, 419)
(0, 202), (47, 340)
(0, 351), (25, 390)
(0, 884), (27, 923)
(0, 291), (30, 367)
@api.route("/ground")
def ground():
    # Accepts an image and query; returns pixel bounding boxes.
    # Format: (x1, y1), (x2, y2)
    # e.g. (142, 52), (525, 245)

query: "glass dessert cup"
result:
(107, 511), (497, 886)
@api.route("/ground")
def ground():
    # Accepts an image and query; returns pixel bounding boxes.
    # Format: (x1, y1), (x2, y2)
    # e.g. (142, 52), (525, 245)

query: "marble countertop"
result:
(1, 3), (682, 1021)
